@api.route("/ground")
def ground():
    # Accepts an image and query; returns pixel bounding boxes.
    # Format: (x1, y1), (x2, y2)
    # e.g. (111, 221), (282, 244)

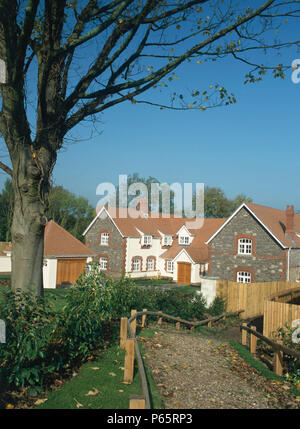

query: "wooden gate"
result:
(177, 262), (191, 284)
(56, 258), (87, 285)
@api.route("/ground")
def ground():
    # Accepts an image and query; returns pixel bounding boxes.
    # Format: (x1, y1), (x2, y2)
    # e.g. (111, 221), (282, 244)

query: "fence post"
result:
(141, 309), (147, 328)
(208, 320), (212, 328)
(129, 395), (146, 409)
(274, 342), (283, 376)
(250, 326), (257, 355)
(241, 323), (247, 346)
(124, 338), (135, 384)
(176, 322), (180, 330)
(131, 309), (137, 336)
(120, 317), (128, 350)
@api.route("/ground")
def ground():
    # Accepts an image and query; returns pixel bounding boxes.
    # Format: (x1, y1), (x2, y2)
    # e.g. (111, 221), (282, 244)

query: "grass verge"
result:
(36, 328), (163, 410)
(229, 339), (300, 397)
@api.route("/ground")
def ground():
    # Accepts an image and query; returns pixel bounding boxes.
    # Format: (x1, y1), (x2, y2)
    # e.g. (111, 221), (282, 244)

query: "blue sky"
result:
(51, 53), (300, 211)
(0, 7), (299, 212)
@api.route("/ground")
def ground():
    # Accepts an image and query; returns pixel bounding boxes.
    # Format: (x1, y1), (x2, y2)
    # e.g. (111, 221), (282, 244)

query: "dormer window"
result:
(179, 235), (190, 245)
(163, 235), (173, 246)
(142, 235), (152, 246)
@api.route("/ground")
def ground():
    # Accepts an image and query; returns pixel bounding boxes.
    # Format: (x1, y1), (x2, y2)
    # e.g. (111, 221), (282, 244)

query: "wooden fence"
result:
(216, 281), (300, 320)
(263, 288), (300, 338)
(240, 323), (300, 376)
(120, 309), (244, 409)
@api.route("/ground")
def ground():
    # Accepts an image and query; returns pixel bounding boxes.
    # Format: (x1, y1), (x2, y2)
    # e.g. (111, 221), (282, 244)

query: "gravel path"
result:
(140, 327), (300, 409)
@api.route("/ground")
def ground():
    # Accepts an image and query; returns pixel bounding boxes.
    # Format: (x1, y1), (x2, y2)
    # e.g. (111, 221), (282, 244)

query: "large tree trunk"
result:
(10, 144), (53, 296)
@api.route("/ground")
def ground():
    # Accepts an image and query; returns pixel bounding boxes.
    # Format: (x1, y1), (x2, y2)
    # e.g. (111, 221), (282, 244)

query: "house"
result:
(0, 241), (11, 274)
(0, 221), (95, 288)
(83, 206), (225, 284)
(205, 202), (300, 283)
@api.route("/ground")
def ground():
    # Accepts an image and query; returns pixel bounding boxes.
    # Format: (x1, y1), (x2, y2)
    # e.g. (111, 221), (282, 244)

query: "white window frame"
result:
(179, 235), (190, 245)
(167, 261), (174, 273)
(132, 258), (141, 272)
(237, 271), (251, 283)
(147, 258), (154, 271)
(238, 238), (252, 255)
(163, 235), (173, 246)
(142, 235), (152, 246)
(101, 232), (109, 246)
(99, 256), (108, 270)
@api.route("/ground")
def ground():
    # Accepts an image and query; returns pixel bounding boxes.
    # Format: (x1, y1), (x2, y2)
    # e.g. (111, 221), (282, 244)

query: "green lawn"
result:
(175, 285), (201, 295)
(36, 328), (163, 410)
(132, 278), (174, 286)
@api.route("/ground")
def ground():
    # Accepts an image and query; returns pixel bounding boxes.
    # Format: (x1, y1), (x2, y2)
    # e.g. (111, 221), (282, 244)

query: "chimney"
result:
(286, 205), (294, 235)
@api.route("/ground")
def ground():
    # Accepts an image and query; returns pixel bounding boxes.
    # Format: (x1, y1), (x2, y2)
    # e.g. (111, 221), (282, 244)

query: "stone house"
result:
(83, 206), (225, 284)
(84, 202), (300, 284)
(205, 203), (300, 283)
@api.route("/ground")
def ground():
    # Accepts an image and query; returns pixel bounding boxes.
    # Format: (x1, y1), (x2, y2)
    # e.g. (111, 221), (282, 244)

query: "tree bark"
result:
(10, 143), (53, 296)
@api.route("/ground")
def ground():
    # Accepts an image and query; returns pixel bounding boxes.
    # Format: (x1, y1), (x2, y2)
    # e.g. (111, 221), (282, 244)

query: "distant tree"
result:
(0, 179), (95, 242)
(204, 186), (232, 218)
(230, 194), (253, 212)
(45, 185), (95, 241)
(194, 186), (253, 218)
(115, 173), (176, 214)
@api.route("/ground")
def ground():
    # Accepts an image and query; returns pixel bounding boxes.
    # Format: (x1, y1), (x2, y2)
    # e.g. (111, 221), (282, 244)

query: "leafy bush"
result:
(207, 296), (226, 317)
(0, 288), (60, 388)
(273, 323), (300, 386)
(0, 266), (225, 391)
(60, 265), (114, 363)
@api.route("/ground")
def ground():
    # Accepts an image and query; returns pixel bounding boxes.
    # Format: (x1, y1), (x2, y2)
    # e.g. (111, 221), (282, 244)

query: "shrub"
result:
(273, 323), (300, 386)
(0, 288), (61, 388)
(60, 264), (115, 363)
(207, 296), (226, 317)
(0, 266), (225, 391)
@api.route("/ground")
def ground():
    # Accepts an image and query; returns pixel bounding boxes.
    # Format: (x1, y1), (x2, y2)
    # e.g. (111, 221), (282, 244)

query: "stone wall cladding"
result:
(85, 215), (124, 278)
(210, 207), (285, 282)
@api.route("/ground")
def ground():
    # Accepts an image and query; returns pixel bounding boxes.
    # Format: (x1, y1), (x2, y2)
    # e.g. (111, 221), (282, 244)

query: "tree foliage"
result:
(0, 180), (95, 242)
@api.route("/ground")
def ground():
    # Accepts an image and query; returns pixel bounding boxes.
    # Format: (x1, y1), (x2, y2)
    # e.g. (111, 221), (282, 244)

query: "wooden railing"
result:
(240, 323), (300, 376)
(120, 309), (244, 409)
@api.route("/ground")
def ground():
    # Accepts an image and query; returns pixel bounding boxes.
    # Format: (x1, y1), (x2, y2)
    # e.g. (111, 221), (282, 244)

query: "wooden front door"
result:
(56, 258), (87, 285)
(177, 262), (191, 284)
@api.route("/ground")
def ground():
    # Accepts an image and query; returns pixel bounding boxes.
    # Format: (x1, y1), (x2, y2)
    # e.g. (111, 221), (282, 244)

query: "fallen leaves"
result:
(34, 398), (48, 406)
(74, 398), (84, 408)
(85, 388), (99, 397)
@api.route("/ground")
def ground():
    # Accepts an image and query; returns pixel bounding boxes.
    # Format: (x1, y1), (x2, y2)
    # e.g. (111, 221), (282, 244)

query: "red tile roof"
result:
(161, 218), (226, 263)
(245, 203), (300, 247)
(0, 242), (11, 256)
(44, 220), (95, 257)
